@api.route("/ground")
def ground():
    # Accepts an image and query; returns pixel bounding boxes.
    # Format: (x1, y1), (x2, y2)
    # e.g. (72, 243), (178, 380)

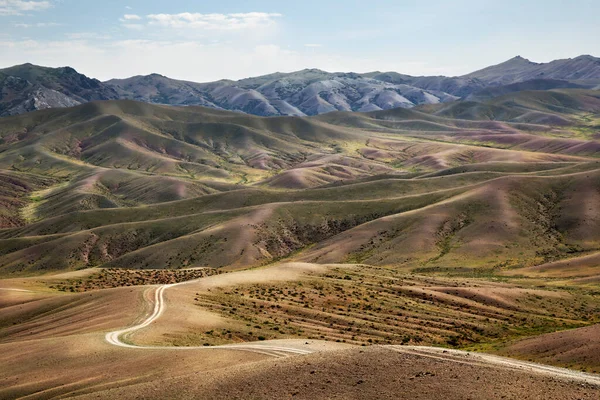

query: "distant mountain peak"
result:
(0, 63), (119, 116)
(464, 54), (600, 85)
(300, 68), (327, 73)
(505, 55), (536, 65)
(60, 66), (78, 74)
(573, 54), (600, 63)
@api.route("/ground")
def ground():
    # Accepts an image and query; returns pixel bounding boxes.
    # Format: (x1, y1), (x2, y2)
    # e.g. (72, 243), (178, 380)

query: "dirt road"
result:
(105, 281), (313, 357)
(103, 266), (600, 385)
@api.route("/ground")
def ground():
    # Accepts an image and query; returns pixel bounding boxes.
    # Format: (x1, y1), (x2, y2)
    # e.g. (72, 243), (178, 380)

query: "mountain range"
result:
(1, 55), (599, 117)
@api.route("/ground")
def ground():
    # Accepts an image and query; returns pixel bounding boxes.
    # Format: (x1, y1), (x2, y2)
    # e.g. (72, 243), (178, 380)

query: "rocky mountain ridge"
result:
(1, 55), (599, 117)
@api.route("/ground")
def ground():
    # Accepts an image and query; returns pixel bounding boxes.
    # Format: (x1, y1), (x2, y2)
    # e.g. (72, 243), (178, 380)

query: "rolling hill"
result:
(0, 88), (599, 275)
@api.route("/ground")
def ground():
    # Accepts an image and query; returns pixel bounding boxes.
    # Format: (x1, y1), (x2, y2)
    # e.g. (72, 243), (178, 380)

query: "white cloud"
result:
(119, 14), (143, 29)
(0, 0), (51, 16)
(145, 12), (282, 31)
(13, 21), (60, 28)
(304, 44), (322, 48)
(125, 6), (132, 10)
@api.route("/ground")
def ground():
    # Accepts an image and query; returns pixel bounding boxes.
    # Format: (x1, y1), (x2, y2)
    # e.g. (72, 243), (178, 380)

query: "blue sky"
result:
(0, 0), (598, 81)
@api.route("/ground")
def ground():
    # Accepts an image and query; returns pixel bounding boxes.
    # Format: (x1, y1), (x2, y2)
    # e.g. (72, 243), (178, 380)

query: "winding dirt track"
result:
(104, 282), (313, 357)
(104, 281), (600, 385)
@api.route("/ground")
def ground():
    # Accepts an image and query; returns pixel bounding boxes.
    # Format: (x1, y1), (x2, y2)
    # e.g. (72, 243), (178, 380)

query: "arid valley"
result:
(2, 2), (600, 397)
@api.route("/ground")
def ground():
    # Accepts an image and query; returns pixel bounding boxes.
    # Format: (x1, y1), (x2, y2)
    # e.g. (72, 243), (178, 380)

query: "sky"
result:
(0, 0), (599, 82)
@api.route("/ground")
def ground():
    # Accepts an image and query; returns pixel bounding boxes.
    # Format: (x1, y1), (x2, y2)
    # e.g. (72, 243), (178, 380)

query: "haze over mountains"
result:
(1, 55), (599, 117)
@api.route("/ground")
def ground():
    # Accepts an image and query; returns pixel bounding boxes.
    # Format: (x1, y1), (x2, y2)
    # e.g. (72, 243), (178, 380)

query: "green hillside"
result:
(1, 90), (599, 276)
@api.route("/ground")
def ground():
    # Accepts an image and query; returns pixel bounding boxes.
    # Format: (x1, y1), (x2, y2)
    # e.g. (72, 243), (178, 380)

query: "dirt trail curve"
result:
(104, 282), (313, 357)
(103, 278), (600, 385)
